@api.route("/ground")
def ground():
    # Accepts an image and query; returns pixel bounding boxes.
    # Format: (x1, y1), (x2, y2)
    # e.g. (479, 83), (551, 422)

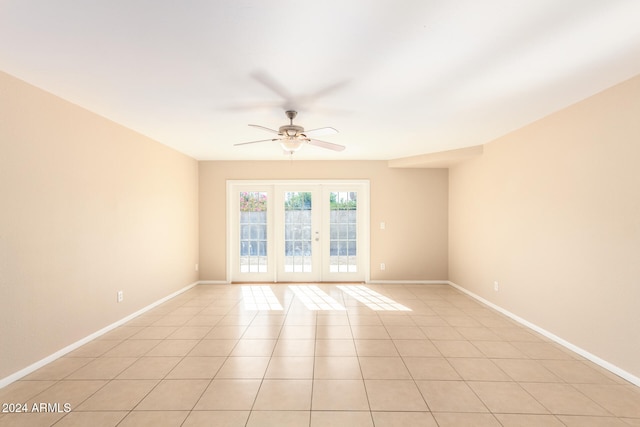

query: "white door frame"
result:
(227, 179), (370, 283)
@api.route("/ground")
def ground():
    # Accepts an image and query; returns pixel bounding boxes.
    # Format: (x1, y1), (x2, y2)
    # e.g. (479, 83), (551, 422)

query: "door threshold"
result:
(230, 281), (365, 285)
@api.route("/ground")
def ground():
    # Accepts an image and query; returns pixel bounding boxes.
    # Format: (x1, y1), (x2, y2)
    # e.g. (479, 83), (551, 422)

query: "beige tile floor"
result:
(1, 283), (640, 426)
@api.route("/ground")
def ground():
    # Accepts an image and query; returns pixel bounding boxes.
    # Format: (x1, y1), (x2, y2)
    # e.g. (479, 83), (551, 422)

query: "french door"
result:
(228, 180), (369, 283)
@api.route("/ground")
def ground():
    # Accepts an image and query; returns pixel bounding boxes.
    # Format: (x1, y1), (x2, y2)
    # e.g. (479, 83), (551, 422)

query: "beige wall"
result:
(449, 75), (640, 379)
(199, 161), (448, 282)
(0, 72), (199, 380)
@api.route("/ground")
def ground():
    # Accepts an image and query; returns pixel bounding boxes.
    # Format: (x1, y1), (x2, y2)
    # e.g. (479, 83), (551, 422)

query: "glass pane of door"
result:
(329, 191), (358, 273)
(284, 191), (313, 273)
(239, 191), (268, 273)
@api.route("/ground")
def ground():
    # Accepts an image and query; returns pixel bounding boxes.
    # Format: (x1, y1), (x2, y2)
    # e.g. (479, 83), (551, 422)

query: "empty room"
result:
(1, 1), (640, 426)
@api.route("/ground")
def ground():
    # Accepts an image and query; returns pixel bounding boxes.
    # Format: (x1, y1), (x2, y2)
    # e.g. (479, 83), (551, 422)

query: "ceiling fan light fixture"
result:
(280, 137), (303, 152)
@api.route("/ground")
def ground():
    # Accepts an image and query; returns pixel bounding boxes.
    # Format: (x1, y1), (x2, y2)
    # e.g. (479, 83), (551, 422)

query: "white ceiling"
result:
(2, 0), (640, 161)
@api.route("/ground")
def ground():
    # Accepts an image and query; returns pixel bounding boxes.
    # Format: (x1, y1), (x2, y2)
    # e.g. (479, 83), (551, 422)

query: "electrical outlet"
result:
(380, 221), (386, 230)
(117, 290), (124, 302)
(195, 263), (199, 272)
(380, 263), (386, 271)
(494, 281), (499, 291)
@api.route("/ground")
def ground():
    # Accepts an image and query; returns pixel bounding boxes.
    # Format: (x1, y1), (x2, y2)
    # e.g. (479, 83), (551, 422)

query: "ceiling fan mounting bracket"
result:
(285, 110), (298, 122)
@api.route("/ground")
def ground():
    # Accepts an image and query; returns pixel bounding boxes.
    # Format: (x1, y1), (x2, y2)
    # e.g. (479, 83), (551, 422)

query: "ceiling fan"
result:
(234, 110), (345, 155)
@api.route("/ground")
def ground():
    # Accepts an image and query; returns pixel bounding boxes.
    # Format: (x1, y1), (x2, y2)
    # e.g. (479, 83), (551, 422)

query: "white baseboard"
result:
(447, 281), (640, 387)
(0, 281), (199, 389)
(198, 280), (230, 285)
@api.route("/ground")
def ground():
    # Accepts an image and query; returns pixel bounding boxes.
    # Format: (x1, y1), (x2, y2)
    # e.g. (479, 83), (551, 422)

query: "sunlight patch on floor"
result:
(288, 285), (346, 311)
(241, 285), (284, 311)
(337, 285), (412, 311)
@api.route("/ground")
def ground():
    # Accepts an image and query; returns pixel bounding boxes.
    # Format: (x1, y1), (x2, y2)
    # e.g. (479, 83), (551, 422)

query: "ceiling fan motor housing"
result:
(279, 124), (305, 137)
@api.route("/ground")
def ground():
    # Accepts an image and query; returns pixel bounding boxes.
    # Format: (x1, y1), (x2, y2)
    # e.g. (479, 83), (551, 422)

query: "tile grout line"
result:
(124, 293), (222, 422)
(244, 287), (293, 426)
(345, 293), (375, 424)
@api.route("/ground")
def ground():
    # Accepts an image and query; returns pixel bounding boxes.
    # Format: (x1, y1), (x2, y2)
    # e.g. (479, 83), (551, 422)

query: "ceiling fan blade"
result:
(306, 80), (350, 101)
(248, 124), (280, 134)
(250, 70), (294, 103)
(234, 138), (277, 146)
(217, 101), (282, 111)
(308, 139), (346, 152)
(304, 127), (338, 137)
(248, 70), (350, 113)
